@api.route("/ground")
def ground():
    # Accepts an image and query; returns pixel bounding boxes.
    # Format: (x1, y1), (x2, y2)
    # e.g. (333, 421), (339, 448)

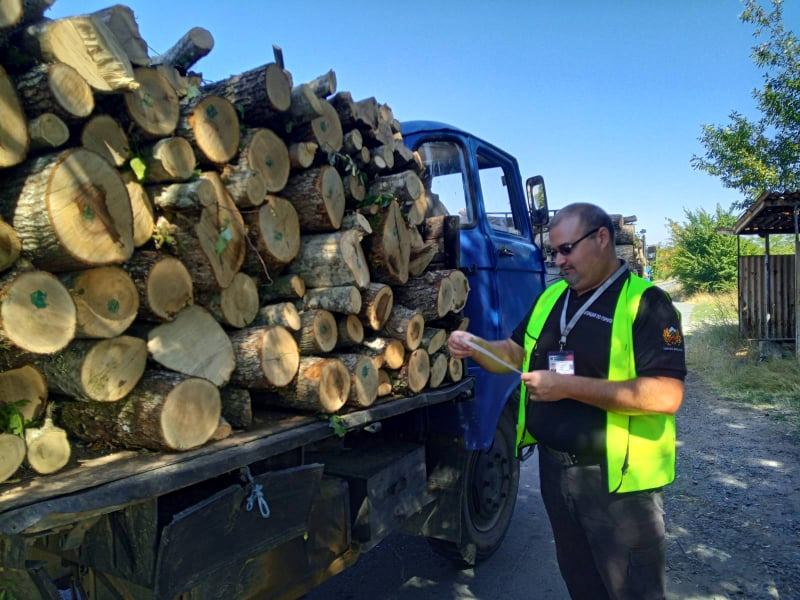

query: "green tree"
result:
(668, 206), (760, 294)
(691, 0), (800, 210)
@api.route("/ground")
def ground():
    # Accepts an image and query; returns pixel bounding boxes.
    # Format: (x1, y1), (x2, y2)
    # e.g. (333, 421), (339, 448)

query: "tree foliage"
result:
(691, 0), (800, 210)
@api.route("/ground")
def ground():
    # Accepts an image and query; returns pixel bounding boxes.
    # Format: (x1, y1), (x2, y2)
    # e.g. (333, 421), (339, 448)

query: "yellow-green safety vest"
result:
(516, 274), (676, 493)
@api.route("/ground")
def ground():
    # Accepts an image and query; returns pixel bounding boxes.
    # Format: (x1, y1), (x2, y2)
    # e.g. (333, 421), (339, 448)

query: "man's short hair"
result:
(550, 203), (616, 244)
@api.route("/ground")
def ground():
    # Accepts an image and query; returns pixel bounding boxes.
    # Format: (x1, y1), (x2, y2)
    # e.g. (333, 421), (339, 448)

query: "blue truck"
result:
(0, 122), (550, 599)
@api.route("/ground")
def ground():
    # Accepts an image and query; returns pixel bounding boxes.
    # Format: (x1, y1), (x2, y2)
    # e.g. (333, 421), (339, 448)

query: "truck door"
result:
(473, 143), (543, 338)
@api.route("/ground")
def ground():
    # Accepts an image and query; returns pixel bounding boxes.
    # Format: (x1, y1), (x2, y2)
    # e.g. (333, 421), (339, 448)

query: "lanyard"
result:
(559, 263), (628, 349)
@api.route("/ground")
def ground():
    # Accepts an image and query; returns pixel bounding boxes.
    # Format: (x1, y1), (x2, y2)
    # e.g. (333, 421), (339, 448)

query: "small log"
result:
(286, 229), (370, 289)
(59, 266), (139, 338)
(242, 195), (300, 277)
(60, 370), (221, 451)
(448, 356), (464, 382)
(308, 69), (336, 98)
(359, 283), (393, 331)
(289, 141), (317, 169)
(390, 349), (430, 394)
(288, 83), (323, 122)
(80, 114), (131, 167)
(111, 66), (180, 138)
(209, 416), (232, 441)
(429, 352), (448, 389)
(330, 92), (372, 130)
(141, 136), (196, 183)
(408, 224), (424, 252)
(25, 416), (70, 474)
(252, 302), (301, 331)
(195, 271), (259, 328)
(377, 369), (391, 397)
(0, 433), (25, 483)
(0, 0), (52, 28)
(422, 215), (460, 269)
(394, 270), (454, 320)
(0, 268), (75, 354)
(126, 252), (193, 324)
(220, 386), (252, 429)
(221, 168), (265, 209)
(363, 200), (410, 285)
(15, 62), (94, 122)
(0, 364), (47, 421)
(124, 179), (154, 248)
(342, 129), (362, 154)
(151, 27), (213, 74)
(155, 64), (194, 97)
(408, 242), (437, 277)
(335, 352), (378, 408)
(295, 309), (337, 354)
(336, 314), (363, 348)
(362, 336), (404, 370)
(0, 148), (134, 270)
(291, 99), (343, 153)
(281, 166), (344, 232)
(23, 16), (137, 92)
(448, 270), (470, 313)
(0, 217), (21, 272)
(177, 94), (240, 166)
(404, 192), (429, 227)
(228, 325), (299, 389)
(367, 144), (394, 172)
(201, 62), (291, 125)
(224, 128), (290, 197)
(271, 356), (349, 414)
(368, 171), (423, 205)
(28, 113), (69, 151)
(257, 274), (305, 303)
(146, 305), (235, 386)
(340, 212), (372, 235)
(303, 286), (361, 314)
(422, 328), (447, 355)
(91, 4), (150, 66)
(36, 336), (147, 402)
(148, 179), (215, 211)
(393, 142), (415, 168)
(383, 305), (424, 351)
(0, 64), (28, 168)
(343, 173), (366, 204)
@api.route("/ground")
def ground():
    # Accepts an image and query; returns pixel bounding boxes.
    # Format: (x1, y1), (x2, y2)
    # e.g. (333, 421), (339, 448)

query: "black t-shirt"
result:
(511, 270), (686, 456)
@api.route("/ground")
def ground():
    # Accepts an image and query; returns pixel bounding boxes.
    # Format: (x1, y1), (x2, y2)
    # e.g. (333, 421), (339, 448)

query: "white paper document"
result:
(464, 338), (522, 375)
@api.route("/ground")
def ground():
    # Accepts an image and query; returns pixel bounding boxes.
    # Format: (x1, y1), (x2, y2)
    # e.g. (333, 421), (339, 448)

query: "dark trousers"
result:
(538, 447), (666, 600)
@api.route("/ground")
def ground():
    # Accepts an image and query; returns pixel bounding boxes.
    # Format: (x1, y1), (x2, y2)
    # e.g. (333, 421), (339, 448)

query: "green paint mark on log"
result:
(274, 232), (283, 241)
(107, 298), (120, 314)
(82, 205), (95, 221)
(361, 365), (369, 378)
(205, 104), (219, 119)
(320, 120), (328, 132)
(30, 290), (47, 309)
(265, 157), (273, 167)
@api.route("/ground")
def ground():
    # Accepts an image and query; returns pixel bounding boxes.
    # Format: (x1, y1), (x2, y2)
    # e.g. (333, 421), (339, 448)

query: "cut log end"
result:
(449, 270), (470, 312)
(218, 272), (259, 328)
(259, 325), (301, 387)
(146, 256), (194, 320)
(247, 129), (290, 193)
(406, 349), (430, 393)
(377, 369), (391, 397)
(48, 62), (95, 119)
(25, 421), (71, 474)
(28, 113), (69, 151)
(343, 354), (378, 408)
(126, 180), (155, 247)
(0, 433), (25, 483)
(81, 336), (147, 401)
(0, 365), (47, 421)
(318, 358), (350, 413)
(448, 356), (464, 382)
(429, 352), (448, 388)
(161, 377), (221, 450)
(65, 266), (139, 338)
(0, 65), (29, 168)
(0, 218), (22, 272)
(81, 115), (131, 168)
(184, 95), (240, 165)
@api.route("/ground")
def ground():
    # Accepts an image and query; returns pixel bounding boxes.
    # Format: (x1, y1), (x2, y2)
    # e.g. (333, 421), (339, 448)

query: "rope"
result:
(240, 467), (271, 519)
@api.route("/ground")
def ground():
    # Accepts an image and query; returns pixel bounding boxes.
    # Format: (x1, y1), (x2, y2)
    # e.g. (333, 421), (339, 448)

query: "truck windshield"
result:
(416, 141), (474, 226)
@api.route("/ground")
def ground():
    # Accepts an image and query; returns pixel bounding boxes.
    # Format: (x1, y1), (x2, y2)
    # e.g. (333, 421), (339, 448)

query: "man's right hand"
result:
(448, 330), (477, 359)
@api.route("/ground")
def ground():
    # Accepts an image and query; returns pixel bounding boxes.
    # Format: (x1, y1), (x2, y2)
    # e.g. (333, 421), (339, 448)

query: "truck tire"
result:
(428, 404), (520, 565)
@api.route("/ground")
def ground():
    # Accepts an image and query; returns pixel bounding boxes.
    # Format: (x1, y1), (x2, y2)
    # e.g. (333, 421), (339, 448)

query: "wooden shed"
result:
(733, 191), (800, 354)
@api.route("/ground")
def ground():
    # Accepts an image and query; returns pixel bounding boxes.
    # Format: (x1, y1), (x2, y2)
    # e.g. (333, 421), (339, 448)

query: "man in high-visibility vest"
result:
(449, 203), (685, 600)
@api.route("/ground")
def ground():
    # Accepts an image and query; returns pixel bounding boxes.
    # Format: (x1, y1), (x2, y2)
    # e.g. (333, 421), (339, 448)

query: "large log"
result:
(219, 386), (252, 429)
(0, 364), (47, 421)
(60, 370), (221, 451)
(109, 66), (180, 139)
(0, 433), (25, 483)
(252, 301), (300, 331)
(257, 274), (305, 303)
(35, 336), (147, 402)
(335, 352), (378, 408)
(390, 349), (430, 394)
(201, 62), (291, 125)
(286, 230), (370, 289)
(22, 16), (137, 92)
(223, 128), (290, 202)
(15, 62), (94, 122)
(91, 4), (150, 67)
(151, 27), (214, 74)
(362, 336), (404, 370)
(80, 114), (131, 167)
(359, 283), (393, 331)
(242, 195), (300, 277)
(146, 305), (235, 387)
(141, 136), (196, 183)
(394, 270), (454, 320)
(0, 64), (29, 167)
(228, 325), (299, 389)
(302, 286), (361, 314)
(295, 309), (337, 354)
(383, 305), (424, 351)
(59, 266), (139, 338)
(195, 271), (259, 328)
(0, 148), (134, 271)
(363, 200), (410, 285)
(177, 94), (240, 166)
(25, 416), (70, 474)
(0, 217), (21, 272)
(271, 356), (350, 414)
(0, 268), (75, 355)
(28, 113), (69, 151)
(291, 99), (343, 153)
(124, 251), (193, 322)
(281, 166), (345, 232)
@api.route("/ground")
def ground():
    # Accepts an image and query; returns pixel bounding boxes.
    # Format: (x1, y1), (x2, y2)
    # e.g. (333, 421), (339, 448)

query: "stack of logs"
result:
(0, 2), (469, 483)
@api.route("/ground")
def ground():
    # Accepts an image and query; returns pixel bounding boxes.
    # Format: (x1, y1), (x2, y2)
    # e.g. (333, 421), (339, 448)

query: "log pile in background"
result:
(0, 2), (468, 483)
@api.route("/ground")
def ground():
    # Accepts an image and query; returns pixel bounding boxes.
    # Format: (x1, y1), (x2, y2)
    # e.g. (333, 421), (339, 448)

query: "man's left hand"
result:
(521, 370), (564, 402)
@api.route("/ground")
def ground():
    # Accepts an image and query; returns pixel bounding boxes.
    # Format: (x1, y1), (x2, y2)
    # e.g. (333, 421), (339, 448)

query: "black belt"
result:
(541, 445), (602, 467)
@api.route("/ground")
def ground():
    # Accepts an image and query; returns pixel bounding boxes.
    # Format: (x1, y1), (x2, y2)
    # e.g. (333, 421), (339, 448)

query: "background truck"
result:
(0, 121), (550, 599)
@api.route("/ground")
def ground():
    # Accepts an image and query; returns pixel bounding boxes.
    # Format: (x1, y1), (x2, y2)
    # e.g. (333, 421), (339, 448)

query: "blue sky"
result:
(53, 0), (800, 243)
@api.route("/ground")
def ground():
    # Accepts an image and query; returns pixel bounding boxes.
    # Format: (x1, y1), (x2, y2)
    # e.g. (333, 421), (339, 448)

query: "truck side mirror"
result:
(526, 175), (549, 226)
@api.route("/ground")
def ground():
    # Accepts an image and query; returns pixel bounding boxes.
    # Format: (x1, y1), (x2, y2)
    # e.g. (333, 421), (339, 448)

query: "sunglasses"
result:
(548, 227), (600, 259)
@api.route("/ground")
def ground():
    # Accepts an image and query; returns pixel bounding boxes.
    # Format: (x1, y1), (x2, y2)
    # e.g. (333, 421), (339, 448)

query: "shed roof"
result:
(733, 191), (800, 235)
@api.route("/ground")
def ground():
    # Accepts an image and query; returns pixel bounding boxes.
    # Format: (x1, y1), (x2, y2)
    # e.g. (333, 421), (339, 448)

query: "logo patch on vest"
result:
(662, 326), (683, 346)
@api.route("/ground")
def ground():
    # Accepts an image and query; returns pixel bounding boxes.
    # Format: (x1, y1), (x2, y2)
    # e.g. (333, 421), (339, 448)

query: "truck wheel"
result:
(429, 406), (520, 566)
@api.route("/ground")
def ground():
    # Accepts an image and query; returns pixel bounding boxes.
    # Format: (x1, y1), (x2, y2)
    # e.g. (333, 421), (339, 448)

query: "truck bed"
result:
(0, 379), (473, 536)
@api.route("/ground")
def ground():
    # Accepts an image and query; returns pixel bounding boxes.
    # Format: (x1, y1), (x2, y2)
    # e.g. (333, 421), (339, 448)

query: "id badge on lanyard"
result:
(548, 350), (575, 375)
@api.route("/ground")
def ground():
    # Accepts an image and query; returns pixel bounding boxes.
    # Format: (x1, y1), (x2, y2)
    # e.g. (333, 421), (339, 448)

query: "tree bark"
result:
(359, 283), (393, 331)
(0, 364), (47, 421)
(177, 94), (240, 166)
(295, 309), (337, 353)
(228, 325), (299, 389)
(308, 69), (337, 98)
(336, 314), (363, 348)
(252, 301), (301, 331)
(141, 136), (196, 183)
(362, 336), (405, 370)
(0, 217), (21, 272)
(0, 148), (134, 271)
(334, 352), (378, 408)
(146, 305), (235, 386)
(28, 113), (69, 151)
(257, 274), (305, 303)
(209, 416), (232, 441)
(151, 27), (214, 74)
(271, 356), (349, 414)
(59, 266), (139, 338)
(302, 286), (361, 314)
(394, 270), (454, 320)
(25, 417), (70, 474)
(219, 386), (252, 429)
(390, 349), (430, 394)
(0, 433), (25, 483)
(60, 370), (221, 451)
(242, 195), (300, 277)
(286, 230), (370, 289)
(330, 91), (372, 130)
(195, 271), (259, 328)
(281, 166), (345, 232)
(0, 64), (29, 167)
(363, 200), (410, 285)
(201, 62), (291, 124)
(124, 251), (193, 321)
(15, 62), (94, 122)
(91, 4), (150, 66)
(288, 83), (323, 122)
(383, 304), (424, 351)
(80, 114), (131, 168)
